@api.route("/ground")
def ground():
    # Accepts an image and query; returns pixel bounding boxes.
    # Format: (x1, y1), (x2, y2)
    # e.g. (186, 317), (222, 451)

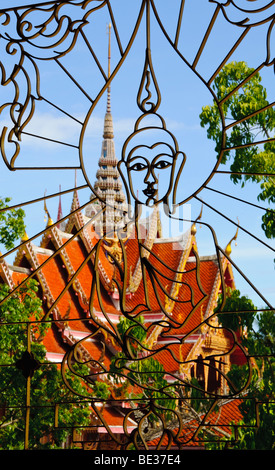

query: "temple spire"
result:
(107, 22), (111, 111)
(103, 23), (114, 139)
(86, 23), (127, 235)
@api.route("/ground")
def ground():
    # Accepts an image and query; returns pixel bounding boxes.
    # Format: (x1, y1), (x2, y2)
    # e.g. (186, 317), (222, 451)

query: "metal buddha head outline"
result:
(118, 45), (186, 213)
(118, 112), (186, 210)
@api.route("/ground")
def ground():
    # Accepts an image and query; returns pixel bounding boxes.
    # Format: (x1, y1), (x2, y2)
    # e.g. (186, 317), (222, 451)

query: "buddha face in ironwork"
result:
(119, 116), (186, 208)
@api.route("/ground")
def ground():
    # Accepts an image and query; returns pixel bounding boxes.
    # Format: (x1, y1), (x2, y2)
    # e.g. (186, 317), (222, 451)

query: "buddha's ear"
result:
(172, 151), (186, 207)
(163, 152), (186, 216)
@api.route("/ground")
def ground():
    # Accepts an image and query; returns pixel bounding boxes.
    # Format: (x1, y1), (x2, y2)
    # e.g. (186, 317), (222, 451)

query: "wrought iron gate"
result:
(0, 0), (274, 450)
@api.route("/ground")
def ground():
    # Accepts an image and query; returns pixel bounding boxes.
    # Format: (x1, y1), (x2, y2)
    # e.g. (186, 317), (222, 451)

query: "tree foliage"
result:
(0, 197), (26, 250)
(0, 281), (91, 449)
(200, 61), (275, 238)
(215, 287), (257, 332)
(209, 289), (275, 450)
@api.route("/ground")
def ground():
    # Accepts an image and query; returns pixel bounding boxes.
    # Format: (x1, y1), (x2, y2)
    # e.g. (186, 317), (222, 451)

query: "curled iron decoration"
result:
(0, 0), (107, 169)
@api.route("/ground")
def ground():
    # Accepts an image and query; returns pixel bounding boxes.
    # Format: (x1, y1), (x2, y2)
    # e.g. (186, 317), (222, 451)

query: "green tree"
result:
(216, 287), (257, 333)
(0, 280), (92, 449)
(200, 61), (275, 238)
(0, 197), (26, 250)
(208, 289), (275, 450)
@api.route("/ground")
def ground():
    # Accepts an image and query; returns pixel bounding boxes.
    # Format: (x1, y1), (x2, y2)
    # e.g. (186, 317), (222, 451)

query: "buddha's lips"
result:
(143, 186), (156, 197)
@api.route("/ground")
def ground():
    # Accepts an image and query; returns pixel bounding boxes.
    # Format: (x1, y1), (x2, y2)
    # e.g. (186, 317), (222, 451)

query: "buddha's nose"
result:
(145, 167), (157, 185)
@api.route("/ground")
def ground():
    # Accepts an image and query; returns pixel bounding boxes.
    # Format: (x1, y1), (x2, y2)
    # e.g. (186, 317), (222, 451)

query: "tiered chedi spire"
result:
(85, 24), (127, 237)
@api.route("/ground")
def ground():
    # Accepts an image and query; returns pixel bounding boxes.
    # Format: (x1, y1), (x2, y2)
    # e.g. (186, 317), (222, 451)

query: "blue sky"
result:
(0, 0), (274, 309)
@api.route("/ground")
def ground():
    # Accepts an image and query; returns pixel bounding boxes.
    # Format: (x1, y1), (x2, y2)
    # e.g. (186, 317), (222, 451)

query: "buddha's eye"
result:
(154, 160), (172, 170)
(129, 162), (147, 171)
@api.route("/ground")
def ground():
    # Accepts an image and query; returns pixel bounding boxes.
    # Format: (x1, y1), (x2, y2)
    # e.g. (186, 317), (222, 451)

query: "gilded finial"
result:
(21, 231), (29, 242)
(191, 203), (203, 235)
(44, 191), (53, 227)
(225, 218), (239, 256)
